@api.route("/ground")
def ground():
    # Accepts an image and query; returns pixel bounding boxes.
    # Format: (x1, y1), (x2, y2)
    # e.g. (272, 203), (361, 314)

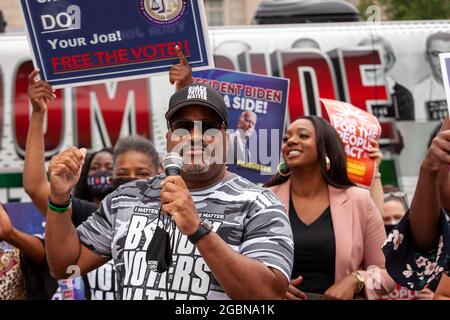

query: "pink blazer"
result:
(269, 179), (395, 299)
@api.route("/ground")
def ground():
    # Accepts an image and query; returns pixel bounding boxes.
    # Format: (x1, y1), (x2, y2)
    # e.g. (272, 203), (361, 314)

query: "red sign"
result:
(321, 99), (382, 187)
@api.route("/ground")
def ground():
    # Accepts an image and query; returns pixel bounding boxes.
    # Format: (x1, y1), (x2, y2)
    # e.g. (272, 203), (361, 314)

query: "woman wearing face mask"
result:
(75, 149), (114, 205)
(70, 148), (114, 228)
(382, 191), (408, 235)
(265, 116), (394, 300)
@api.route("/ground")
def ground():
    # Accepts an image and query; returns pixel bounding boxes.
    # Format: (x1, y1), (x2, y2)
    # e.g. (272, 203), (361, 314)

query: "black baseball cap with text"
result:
(165, 84), (229, 128)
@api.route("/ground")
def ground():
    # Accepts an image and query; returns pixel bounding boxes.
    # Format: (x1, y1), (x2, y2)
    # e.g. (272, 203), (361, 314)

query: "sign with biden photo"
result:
(192, 68), (289, 185)
(19, 0), (213, 88)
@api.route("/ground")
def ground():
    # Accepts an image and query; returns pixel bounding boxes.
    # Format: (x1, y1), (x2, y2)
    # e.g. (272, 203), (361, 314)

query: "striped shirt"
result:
(77, 173), (293, 300)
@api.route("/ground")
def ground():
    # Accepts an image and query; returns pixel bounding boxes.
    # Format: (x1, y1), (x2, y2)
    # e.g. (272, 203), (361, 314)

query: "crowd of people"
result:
(0, 50), (449, 300)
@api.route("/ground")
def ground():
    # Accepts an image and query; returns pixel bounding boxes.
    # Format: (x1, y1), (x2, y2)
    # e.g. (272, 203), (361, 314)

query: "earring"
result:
(277, 162), (290, 177)
(325, 156), (331, 171)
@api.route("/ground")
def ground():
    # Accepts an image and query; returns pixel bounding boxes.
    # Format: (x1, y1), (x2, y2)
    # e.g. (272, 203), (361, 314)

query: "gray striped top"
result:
(77, 173), (293, 300)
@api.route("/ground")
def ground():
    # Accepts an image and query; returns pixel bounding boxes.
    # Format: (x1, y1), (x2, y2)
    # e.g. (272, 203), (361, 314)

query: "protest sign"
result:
(19, 0), (213, 88)
(193, 69), (289, 184)
(440, 53), (450, 118)
(321, 99), (381, 187)
(3, 202), (44, 237)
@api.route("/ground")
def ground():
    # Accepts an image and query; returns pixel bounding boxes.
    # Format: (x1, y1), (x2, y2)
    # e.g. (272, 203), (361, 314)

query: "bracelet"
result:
(374, 172), (381, 179)
(351, 271), (365, 295)
(48, 196), (72, 213)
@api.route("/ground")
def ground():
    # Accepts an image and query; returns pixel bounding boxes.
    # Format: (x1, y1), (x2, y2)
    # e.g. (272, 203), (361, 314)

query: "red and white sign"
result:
(321, 99), (382, 187)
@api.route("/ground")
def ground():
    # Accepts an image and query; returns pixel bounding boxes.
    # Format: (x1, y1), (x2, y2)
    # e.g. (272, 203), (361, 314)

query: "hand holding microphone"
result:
(160, 152), (201, 236)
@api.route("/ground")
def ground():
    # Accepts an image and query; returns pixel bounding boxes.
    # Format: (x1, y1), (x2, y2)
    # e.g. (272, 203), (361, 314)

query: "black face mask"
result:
(146, 225), (173, 273)
(87, 171), (114, 200)
(385, 224), (396, 235)
(112, 177), (139, 190)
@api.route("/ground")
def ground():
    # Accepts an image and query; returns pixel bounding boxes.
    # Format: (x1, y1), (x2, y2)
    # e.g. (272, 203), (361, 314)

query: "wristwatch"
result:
(188, 219), (213, 244)
(351, 271), (365, 295)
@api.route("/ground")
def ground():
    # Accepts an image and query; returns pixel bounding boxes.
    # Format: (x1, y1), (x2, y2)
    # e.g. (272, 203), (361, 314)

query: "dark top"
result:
(71, 197), (98, 228)
(383, 209), (449, 291)
(71, 197), (99, 300)
(289, 196), (336, 294)
(24, 197), (98, 300)
(21, 238), (58, 300)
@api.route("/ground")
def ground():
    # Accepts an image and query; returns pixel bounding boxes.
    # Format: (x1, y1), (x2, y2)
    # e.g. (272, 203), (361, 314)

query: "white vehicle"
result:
(0, 20), (449, 202)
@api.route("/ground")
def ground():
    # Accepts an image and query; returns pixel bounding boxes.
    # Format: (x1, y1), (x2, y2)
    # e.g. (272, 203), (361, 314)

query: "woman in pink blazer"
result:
(265, 116), (394, 300)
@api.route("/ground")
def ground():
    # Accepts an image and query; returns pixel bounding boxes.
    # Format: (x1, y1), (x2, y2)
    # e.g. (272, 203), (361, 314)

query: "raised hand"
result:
(48, 147), (87, 203)
(423, 116), (450, 171)
(160, 176), (200, 235)
(368, 138), (383, 169)
(169, 45), (193, 91)
(28, 69), (56, 113)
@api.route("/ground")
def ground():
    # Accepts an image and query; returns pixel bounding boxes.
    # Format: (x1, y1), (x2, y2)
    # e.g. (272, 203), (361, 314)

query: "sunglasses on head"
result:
(167, 120), (225, 135)
(384, 191), (408, 204)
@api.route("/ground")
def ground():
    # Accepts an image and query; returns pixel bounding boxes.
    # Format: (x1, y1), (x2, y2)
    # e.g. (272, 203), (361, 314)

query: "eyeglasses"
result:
(167, 120), (224, 136)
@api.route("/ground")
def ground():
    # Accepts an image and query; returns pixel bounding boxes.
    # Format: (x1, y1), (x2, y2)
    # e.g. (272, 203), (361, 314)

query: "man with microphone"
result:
(44, 83), (294, 300)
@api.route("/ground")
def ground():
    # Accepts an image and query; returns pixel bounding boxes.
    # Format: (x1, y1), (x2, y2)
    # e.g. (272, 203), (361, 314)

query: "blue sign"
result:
(192, 69), (289, 185)
(3, 202), (45, 237)
(20, 0), (213, 88)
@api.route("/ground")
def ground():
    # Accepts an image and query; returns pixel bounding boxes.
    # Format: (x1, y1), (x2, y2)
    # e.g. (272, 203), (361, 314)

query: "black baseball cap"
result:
(165, 84), (229, 128)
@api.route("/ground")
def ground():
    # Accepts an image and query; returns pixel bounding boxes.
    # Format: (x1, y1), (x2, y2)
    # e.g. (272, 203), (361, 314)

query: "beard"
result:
(170, 133), (225, 175)
(182, 160), (210, 175)
(181, 144), (214, 175)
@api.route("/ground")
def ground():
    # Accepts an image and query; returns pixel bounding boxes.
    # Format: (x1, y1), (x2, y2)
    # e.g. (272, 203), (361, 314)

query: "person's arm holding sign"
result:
(23, 70), (55, 216)
(383, 117), (450, 290)
(169, 46), (193, 91)
(438, 163), (450, 211)
(409, 117), (450, 251)
(45, 147), (108, 278)
(368, 139), (385, 216)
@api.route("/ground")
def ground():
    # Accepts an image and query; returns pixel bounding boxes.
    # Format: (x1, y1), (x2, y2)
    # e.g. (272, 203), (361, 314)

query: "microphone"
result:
(147, 152), (183, 276)
(162, 152), (183, 176)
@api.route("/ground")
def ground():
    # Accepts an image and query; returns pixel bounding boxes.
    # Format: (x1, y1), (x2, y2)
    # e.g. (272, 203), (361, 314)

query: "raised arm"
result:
(169, 45), (193, 91)
(439, 169), (450, 211)
(409, 117), (450, 251)
(45, 147), (107, 278)
(23, 70), (55, 216)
